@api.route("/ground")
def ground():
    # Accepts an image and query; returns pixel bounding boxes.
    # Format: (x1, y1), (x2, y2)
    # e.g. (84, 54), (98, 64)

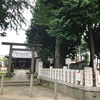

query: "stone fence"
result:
(38, 62), (100, 87)
(38, 61), (100, 100)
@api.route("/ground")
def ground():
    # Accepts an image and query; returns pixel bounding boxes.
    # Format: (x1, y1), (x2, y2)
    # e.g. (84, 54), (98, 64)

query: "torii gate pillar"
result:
(6, 44), (13, 76)
(7, 45), (12, 75)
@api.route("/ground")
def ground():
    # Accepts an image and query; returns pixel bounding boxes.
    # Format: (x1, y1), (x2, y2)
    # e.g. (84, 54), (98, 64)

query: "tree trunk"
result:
(88, 26), (95, 67)
(60, 49), (66, 67)
(88, 25), (96, 86)
(60, 44), (67, 66)
(54, 38), (62, 68)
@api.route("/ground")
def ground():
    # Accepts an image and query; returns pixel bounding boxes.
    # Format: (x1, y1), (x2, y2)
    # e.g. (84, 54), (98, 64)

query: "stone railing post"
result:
(50, 66), (53, 79)
(80, 70), (84, 85)
(75, 70), (80, 85)
(96, 70), (100, 87)
(84, 67), (93, 87)
(70, 69), (75, 84)
(63, 66), (67, 82)
(67, 69), (71, 83)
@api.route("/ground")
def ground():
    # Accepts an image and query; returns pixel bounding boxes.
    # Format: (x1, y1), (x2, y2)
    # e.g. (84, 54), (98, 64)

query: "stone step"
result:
(0, 80), (40, 86)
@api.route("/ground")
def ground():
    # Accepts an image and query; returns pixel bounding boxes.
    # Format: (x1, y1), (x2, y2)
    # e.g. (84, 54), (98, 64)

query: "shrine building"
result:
(5, 50), (35, 69)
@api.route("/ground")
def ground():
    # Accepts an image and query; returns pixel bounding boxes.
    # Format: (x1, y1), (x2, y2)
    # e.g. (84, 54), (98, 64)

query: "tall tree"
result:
(26, 0), (58, 63)
(48, 0), (100, 67)
(47, 0), (100, 86)
(26, 22), (55, 61)
(47, 0), (83, 67)
(26, 0), (83, 68)
(26, 0), (100, 70)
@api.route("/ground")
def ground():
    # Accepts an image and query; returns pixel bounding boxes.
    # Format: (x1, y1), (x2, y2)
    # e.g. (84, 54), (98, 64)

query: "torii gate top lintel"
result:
(2, 42), (42, 47)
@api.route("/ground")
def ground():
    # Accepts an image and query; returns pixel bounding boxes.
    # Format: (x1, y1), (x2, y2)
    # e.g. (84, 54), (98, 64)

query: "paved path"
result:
(10, 69), (29, 81)
(0, 70), (77, 100)
(0, 86), (77, 100)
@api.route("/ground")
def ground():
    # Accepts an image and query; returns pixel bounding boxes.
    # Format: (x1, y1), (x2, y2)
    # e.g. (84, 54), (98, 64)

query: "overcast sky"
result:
(0, 9), (32, 56)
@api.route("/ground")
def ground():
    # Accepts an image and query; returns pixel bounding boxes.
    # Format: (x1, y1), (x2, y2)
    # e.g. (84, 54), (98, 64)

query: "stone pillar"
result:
(50, 66), (53, 79)
(31, 47), (35, 73)
(63, 66), (67, 82)
(35, 58), (40, 74)
(67, 69), (71, 83)
(70, 69), (75, 84)
(30, 47), (34, 97)
(75, 70), (81, 85)
(96, 70), (100, 87)
(84, 67), (93, 87)
(7, 45), (12, 76)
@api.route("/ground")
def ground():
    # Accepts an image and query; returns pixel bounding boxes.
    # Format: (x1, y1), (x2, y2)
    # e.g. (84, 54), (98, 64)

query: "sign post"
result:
(1, 76), (4, 95)
(30, 47), (34, 97)
(54, 79), (57, 99)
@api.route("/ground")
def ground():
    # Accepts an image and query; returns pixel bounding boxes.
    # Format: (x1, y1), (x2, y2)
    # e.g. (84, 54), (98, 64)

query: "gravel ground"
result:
(0, 85), (77, 100)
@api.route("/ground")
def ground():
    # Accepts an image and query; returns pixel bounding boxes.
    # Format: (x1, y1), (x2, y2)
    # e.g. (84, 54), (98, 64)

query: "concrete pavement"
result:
(10, 69), (29, 81)
(0, 70), (77, 100)
(0, 86), (77, 100)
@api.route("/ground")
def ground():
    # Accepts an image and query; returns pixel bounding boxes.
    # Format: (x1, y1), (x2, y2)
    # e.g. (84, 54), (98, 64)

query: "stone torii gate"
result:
(2, 42), (42, 97)
(2, 42), (42, 76)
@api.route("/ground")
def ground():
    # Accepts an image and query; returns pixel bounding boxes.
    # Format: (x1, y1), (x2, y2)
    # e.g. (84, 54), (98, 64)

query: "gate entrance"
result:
(2, 42), (42, 75)
(2, 42), (42, 97)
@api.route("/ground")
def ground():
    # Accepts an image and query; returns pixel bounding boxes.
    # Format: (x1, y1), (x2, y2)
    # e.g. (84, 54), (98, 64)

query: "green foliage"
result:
(3, 57), (8, 67)
(0, 0), (32, 36)
(80, 36), (89, 53)
(83, 53), (89, 63)
(33, 0), (53, 26)
(0, 56), (8, 67)
(26, 0), (100, 67)
(26, 22), (55, 61)
(93, 23), (100, 58)
(26, 0), (61, 61)
(47, 0), (100, 61)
